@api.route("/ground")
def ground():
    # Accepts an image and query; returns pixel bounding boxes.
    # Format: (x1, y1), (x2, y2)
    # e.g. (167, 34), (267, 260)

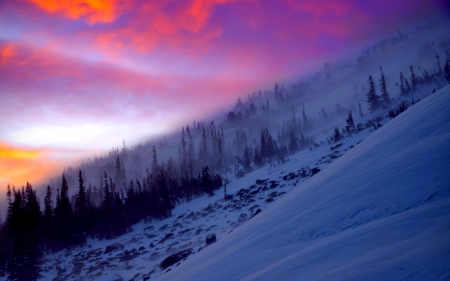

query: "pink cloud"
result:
(0, 0), (445, 187)
(26, 0), (133, 24)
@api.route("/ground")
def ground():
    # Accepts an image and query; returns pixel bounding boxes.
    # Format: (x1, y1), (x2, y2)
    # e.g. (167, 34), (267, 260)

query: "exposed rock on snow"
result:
(160, 249), (194, 270)
(205, 234), (216, 245)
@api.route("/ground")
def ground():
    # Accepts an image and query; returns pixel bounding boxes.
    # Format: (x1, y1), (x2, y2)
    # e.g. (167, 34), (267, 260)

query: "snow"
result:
(99, 274), (123, 281)
(5, 86), (447, 281)
(157, 85), (450, 280)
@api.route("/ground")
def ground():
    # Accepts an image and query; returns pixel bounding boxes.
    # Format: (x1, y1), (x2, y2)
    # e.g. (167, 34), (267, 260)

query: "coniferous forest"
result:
(1, 20), (450, 281)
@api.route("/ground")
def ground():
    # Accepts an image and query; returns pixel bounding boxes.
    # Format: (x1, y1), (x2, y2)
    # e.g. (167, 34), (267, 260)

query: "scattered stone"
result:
(159, 233), (174, 244)
(249, 209), (261, 220)
(331, 143), (343, 150)
(206, 234), (217, 244)
(104, 243), (124, 254)
(159, 224), (169, 231)
(238, 213), (248, 223)
(160, 249), (193, 270)
(255, 179), (268, 185)
(100, 274), (123, 281)
(310, 167), (321, 175)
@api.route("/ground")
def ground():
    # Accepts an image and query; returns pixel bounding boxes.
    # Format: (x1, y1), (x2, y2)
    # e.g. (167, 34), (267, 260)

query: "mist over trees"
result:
(1, 17), (450, 280)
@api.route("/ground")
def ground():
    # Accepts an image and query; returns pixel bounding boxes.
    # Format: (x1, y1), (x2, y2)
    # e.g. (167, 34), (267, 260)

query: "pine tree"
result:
(54, 174), (73, 247)
(198, 126), (208, 163)
(101, 171), (113, 238)
(6, 184), (12, 225)
(379, 67), (391, 108)
(44, 186), (52, 222)
(151, 146), (158, 177)
(43, 185), (53, 248)
(302, 102), (309, 131)
(321, 107), (328, 120)
(242, 146), (252, 173)
(254, 147), (263, 167)
(410, 65), (418, 91)
(75, 170), (87, 214)
(333, 127), (342, 143)
(7, 183), (43, 281)
(366, 75), (381, 112)
(114, 155), (122, 188)
(399, 71), (407, 96)
(288, 130), (299, 153)
(260, 129), (268, 160)
(346, 110), (355, 129)
(23, 182), (41, 243)
(358, 102), (364, 118)
(444, 58), (450, 84)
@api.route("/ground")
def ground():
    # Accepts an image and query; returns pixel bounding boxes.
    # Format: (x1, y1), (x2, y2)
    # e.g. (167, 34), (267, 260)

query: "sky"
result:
(0, 0), (446, 189)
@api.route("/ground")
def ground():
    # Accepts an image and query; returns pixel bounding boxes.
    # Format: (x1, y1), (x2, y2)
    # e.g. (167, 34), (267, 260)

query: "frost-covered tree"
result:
(346, 111), (355, 129)
(333, 127), (342, 143)
(444, 59), (450, 84)
(288, 130), (299, 153)
(409, 65), (418, 91)
(399, 72), (406, 96)
(366, 75), (381, 112)
(436, 54), (442, 76)
(358, 102), (364, 118)
(379, 67), (391, 108)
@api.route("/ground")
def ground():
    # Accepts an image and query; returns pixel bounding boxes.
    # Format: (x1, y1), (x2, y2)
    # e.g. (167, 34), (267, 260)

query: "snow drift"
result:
(158, 86), (450, 280)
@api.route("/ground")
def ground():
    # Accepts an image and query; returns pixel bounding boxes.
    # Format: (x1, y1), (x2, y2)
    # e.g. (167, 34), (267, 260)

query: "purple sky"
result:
(0, 0), (445, 187)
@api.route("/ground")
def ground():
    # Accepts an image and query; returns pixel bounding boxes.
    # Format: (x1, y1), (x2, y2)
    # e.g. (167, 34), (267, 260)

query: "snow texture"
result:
(158, 85), (450, 280)
(7, 86), (448, 281)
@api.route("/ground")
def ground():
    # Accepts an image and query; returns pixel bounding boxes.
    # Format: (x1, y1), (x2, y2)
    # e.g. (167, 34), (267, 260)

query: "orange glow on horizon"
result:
(0, 142), (60, 190)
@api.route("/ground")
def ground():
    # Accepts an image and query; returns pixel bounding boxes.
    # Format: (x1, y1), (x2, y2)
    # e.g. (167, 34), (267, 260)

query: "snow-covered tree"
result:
(366, 75), (381, 112)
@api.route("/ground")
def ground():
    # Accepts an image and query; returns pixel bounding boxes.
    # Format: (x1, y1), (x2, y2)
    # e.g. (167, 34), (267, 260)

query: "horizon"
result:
(0, 0), (447, 190)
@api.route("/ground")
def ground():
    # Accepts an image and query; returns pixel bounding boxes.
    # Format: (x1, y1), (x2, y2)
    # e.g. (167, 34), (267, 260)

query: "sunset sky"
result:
(0, 0), (446, 189)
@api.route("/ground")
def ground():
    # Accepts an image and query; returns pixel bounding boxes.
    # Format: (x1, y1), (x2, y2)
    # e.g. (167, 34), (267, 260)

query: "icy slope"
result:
(159, 85), (450, 281)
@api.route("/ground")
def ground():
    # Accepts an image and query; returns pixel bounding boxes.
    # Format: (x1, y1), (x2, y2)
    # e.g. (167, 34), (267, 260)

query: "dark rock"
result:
(269, 181), (279, 188)
(138, 246), (145, 251)
(249, 209), (261, 220)
(159, 224), (169, 231)
(143, 225), (155, 231)
(105, 243), (124, 254)
(206, 234), (217, 245)
(195, 228), (203, 235)
(159, 233), (174, 244)
(238, 213), (248, 222)
(330, 143), (343, 150)
(186, 211), (196, 219)
(129, 273), (144, 281)
(160, 249), (193, 270)
(249, 204), (260, 212)
(265, 198), (274, 203)
(310, 167), (321, 175)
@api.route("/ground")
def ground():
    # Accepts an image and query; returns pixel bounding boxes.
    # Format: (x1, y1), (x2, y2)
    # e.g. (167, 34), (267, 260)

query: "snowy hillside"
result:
(157, 85), (450, 281)
(16, 86), (448, 281)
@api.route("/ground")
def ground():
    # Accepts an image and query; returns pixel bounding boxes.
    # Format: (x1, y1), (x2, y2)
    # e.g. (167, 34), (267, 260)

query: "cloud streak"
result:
(0, 0), (445, 187)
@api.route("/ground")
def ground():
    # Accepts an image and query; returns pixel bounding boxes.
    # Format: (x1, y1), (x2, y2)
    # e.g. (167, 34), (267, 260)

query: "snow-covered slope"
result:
(14, 86), (448, 281)
(159, 86), (450, 281)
